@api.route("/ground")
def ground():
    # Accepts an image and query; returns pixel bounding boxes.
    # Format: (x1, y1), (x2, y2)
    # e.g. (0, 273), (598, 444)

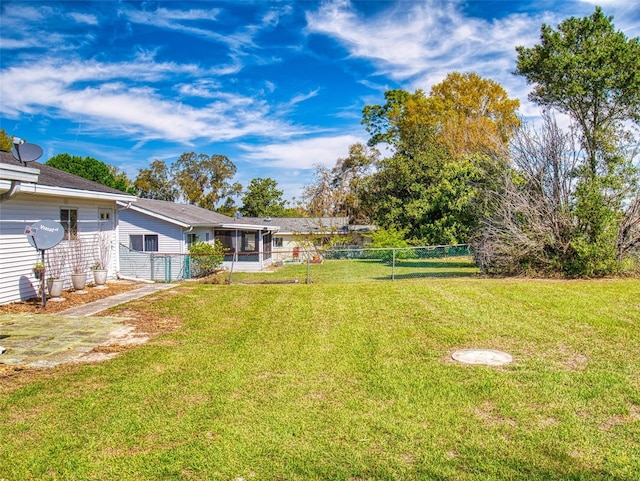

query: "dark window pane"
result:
(145, 235), (158, 252)
(130, 235), (143, 251)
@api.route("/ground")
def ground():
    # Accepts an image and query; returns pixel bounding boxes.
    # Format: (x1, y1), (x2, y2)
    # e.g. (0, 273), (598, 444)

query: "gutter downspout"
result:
(116, 272), (155, 283)
(0, 180), (20, 202)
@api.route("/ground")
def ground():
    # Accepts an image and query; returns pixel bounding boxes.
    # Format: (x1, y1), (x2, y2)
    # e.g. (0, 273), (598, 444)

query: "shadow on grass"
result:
(394, 260), (477, 269)
(376, 271), (478, 280)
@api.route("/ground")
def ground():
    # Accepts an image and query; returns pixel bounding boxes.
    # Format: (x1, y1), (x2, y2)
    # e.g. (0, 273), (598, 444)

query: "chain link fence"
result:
(118, 244), (477, 284)
(231, 244), (477, 284)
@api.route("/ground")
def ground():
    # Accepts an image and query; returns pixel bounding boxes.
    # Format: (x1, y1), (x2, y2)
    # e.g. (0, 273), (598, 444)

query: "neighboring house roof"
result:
(119, 198), (279, 232)
(0, 151), (136, 201)
(121, 198), (233, 228)
(242, 217), (351, 234)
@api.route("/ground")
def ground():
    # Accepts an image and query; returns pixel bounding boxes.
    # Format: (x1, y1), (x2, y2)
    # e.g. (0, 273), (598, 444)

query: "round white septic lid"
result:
(452, 349), (513, 366)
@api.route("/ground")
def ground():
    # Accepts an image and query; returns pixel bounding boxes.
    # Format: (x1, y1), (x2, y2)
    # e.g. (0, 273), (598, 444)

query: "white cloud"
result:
(306, 0), (556, 91)
(239, 134), (363, 170)
(0, 57), (298, 144)
(306, 1), (613, 122)
(69, 12), (98, 25)
(287, 89), (321, 106)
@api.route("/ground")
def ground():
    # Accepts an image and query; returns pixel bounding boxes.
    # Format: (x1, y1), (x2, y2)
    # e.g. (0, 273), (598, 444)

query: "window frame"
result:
(130, 234), (159, 252)
(60, 207), (78, 240)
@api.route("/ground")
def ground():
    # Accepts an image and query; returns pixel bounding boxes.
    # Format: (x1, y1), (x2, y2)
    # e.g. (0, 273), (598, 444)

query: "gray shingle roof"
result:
(241, 216), (350, 234)
(130, 198), (233, 226)
(0, 150), (131, 195)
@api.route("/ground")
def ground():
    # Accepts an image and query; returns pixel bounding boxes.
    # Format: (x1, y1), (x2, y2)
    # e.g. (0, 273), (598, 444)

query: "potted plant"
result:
(92, 232), (112, 288)
(32, 261), (45, 280)
(69, 239), (88, 291)
(45, 245), (66, 299)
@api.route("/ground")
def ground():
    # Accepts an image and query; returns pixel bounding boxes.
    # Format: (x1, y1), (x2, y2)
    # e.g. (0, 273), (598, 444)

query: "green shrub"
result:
(188, 240), (226, 278)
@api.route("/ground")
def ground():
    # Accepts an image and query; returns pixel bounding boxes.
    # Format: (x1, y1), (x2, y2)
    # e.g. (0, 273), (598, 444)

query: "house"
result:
(117, 198), (279, 280)
(240, 216), (375, 263)
(0, 151), (137, 305)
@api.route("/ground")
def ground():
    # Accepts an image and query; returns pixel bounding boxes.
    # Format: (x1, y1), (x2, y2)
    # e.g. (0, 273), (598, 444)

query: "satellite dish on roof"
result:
(11, 142), (43, 164)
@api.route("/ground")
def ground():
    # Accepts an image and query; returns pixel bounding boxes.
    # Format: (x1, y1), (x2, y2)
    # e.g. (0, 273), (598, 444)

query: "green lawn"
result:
(231, 256), (480, 283)
(1, 263), (639, 480)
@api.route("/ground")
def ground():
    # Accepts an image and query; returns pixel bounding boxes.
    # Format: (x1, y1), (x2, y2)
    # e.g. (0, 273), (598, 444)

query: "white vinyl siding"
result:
(0, 193), (119, 305)
(118, 210), (183, 254)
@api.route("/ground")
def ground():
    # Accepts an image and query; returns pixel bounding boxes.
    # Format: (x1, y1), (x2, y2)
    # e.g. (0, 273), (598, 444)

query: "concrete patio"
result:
(0, 283), (176, 368)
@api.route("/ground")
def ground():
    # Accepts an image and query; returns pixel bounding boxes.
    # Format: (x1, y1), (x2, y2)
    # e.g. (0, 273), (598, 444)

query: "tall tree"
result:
(511, 7), (640, 275)
(240, 178), (287, 217)
(0, 129), (14, 152)
(46, 153), (132, 192)
(515, 6), (640, 173)
(303, 143), (377, 222)
(134, 159), (178, 201)
(359, 74), (517, 243)
(359, 124), (497, 244)
(302, 164), (336, 217)
(362, 73), (520, 157)
(109, 165), (135, 195)
(172, 152), (242, 210)
(429, 72), (520, 157)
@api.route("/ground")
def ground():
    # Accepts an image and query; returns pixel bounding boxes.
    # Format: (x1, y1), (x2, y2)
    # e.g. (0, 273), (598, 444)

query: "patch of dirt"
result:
(0, 281), (140, 315)
(600, 405), (640, 431)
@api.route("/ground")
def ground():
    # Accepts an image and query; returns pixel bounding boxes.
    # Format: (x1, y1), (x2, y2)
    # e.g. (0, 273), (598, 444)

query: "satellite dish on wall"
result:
(12, 142), (44, 164)
(25, 220), (65, 250)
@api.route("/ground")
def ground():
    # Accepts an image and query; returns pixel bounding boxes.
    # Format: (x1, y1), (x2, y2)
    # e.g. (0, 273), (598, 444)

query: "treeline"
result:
(303, 7), (640, 277)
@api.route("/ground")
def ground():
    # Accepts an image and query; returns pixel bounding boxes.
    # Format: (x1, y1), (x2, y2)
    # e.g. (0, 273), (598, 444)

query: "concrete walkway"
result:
(59, 283), (176, 317)
(0, 283), (177, 368)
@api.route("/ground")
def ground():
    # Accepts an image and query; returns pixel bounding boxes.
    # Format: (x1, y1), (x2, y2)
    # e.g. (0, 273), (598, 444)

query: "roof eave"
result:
(7, 183), (137, 202)
(218, 223), (280, 232)
(117, 201), (191, 228)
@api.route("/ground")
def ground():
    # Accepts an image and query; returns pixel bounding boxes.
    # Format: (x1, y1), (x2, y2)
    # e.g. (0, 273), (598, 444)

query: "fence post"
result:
(150, 254), (155, 281)
(306, 251), (311, 284)
(392, 248), (396, 281)
(164, 255), (171, 283)
(184, 255), (191, 279)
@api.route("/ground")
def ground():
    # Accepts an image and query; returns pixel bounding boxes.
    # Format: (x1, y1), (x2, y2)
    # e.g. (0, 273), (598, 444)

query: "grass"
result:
(1, 260), (639, 480)
(230, 255), (480, 283)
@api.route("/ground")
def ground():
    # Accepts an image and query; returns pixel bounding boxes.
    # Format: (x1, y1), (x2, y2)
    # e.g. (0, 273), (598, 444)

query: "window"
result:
(186, 233), (199, 246)
(273, 237), (283, 248)
(145, 235), (158, 252)
(130, 234), (158, 252)
(60, 208), (78, 240)
(242, 232), (257, 252)
(205, 232), (210, 242)
(98, 209), (112, 221)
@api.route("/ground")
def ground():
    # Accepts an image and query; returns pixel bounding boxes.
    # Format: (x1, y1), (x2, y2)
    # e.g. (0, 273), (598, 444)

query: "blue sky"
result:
(1, 0), (639, 203)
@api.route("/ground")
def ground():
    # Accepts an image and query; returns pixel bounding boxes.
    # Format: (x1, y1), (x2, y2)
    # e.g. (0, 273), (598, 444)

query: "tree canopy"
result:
(240, 178), (287, 218)
(357, 73), (516, 244)
(362, 73), (520, 157)
(46, 153), (133, 193)
(477, 7), (640, 277)
(515, 6), (640, 172)
(172, 152), (242, 210)
(0, 129), (13, 152)
(134, 159), (178, 201)
(302, 143), (377, 222)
